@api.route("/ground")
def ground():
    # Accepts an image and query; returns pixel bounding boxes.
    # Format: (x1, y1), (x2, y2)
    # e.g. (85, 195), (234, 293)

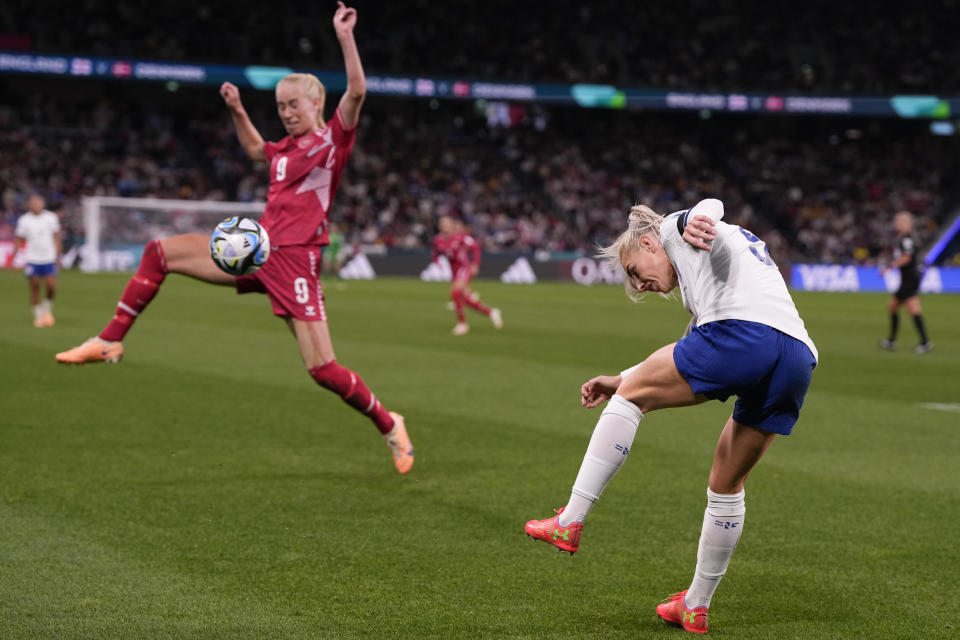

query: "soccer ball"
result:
(209, 217), (271, 276)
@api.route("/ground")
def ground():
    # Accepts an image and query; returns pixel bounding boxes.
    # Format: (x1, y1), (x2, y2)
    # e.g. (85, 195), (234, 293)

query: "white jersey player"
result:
(14, 194), (62, 327)
(658, 198), (817, 359)
(524, 199), (817, 635)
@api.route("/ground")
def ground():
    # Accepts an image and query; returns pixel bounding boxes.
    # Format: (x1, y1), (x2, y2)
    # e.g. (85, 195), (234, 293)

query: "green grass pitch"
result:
(1, 271), (958, 639)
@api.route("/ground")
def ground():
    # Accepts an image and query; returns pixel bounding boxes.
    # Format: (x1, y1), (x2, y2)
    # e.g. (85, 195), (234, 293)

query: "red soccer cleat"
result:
(524, 507), (582, 555)
(656, 590), (709, 634)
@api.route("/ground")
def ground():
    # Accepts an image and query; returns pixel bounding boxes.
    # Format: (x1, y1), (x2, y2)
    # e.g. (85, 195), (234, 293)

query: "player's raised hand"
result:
(682, 214), (717, 250)
(220, 82), (243, 112)
(333, 1), (357, 37)
(581, 375), (620, 408)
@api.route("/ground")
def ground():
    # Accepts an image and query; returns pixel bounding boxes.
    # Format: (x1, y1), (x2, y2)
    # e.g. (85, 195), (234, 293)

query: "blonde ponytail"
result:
(598, 204), (665, 301)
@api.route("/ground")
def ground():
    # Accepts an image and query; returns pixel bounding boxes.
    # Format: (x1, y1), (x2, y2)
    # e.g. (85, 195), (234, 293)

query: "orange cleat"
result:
(55, 337), (124, 365)
(384, 412), (414, 474)
(524, 507), (582, 555)
(656, 590), (709, 634)
(41, 313), (55, 327)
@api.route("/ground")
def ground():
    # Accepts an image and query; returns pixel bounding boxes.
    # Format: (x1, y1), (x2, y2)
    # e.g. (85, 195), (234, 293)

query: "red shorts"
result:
(236, 245), (327, 322)
(452, 264), (474, 285)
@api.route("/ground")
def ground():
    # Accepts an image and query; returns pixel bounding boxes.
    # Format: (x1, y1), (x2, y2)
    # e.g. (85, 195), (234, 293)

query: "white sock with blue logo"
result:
(685, 488), (746, 609)
(558, 394), (643, 527)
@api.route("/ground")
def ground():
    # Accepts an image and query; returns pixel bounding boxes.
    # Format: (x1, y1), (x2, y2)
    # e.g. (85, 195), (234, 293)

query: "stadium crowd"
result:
(8, 0), (960, 94)
(4, 1), (959, 264)
(1, 80), (955, 265)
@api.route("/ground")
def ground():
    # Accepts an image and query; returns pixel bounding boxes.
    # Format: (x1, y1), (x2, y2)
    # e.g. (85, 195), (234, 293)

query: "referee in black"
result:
(881, 211), (932, 353)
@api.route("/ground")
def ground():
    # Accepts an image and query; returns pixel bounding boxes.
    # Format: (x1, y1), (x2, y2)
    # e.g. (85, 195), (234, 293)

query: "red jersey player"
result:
(431, 216), (502, 335)
(55, 2), (414, 474)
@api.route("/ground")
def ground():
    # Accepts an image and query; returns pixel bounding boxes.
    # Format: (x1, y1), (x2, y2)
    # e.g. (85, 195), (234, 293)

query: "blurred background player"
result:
(54, 2), (414, 474)
(324, 222), (347, 280)
(524, 200), (817, 634)
(431, 216), (502, 335)
(880, 211), (932, 353)
(13, 194), (61, 328)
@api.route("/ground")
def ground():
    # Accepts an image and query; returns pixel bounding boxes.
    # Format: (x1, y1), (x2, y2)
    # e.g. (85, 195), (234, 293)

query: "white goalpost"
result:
(80, 196), (265, 272)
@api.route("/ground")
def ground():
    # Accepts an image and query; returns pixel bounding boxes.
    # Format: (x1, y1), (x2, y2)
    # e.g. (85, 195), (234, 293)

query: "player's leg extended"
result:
(450, 279), (468, 335)
(882, 296), (901, 349)
(290, 318), (414, 474)
(526, 343), (706, 553)
(656, 418), (775, 633)
(56, 234), (234, 364)
(461, 283), (490, 316)
(904, 296), (931, 351)
(463, 284), (503, 329)
(28, 275), (43, 327)
(40, 273), (57, 326)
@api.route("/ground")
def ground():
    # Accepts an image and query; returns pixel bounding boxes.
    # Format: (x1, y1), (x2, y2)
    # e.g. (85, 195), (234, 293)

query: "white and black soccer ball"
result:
(209, 217), (271, 276)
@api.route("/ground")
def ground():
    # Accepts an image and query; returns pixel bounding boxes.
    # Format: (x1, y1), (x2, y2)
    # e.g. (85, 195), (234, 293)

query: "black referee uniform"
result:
(883, 233), (931, 352)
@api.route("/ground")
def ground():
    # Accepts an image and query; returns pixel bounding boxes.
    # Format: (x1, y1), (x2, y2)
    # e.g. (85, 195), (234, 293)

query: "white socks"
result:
(558, 394), (643, 527)
(685, 488), (746, 609)
(33, 300), (53, 319)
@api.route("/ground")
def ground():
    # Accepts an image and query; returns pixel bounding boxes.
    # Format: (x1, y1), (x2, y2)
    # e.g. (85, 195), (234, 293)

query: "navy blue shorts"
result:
(673, 320), (816, 435)
(25, 263), (58, 277)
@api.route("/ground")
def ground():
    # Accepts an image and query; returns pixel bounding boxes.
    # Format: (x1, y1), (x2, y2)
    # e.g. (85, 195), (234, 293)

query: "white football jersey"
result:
(15, 210), (61, 264)
(660, 199), (818, 361)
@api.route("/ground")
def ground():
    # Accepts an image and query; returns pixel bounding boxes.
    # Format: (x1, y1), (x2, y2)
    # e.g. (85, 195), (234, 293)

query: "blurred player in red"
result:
(55, 2), (414, 474)
(431, 216), (502, 335)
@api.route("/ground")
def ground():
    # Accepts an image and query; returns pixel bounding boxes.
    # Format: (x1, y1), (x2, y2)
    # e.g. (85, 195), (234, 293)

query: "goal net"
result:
(80, 196), (265, 272)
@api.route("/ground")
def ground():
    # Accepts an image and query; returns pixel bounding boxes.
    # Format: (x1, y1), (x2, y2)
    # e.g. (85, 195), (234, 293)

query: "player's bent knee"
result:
(614, 381), (656, 414)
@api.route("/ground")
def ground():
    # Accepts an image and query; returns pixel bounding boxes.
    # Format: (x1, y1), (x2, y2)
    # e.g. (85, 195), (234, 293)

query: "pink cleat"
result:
(656, 590), (709, 634)
(524, 507), (582, 555)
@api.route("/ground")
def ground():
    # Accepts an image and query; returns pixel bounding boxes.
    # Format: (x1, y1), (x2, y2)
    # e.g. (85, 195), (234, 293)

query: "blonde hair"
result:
(598, 204), (665, 301)
(278, 73), (327, 128)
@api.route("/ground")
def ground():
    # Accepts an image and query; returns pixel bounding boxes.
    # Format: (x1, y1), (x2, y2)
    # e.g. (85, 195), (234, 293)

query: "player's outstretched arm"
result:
(581, 374), (622, 408)
(220, 82), (266, 163)
(333, 1), (366, 128)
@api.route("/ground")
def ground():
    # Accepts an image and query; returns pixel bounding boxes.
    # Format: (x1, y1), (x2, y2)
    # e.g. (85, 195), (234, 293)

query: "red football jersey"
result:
(260, 108), (357, 247)
(432, 232), (481, 271)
